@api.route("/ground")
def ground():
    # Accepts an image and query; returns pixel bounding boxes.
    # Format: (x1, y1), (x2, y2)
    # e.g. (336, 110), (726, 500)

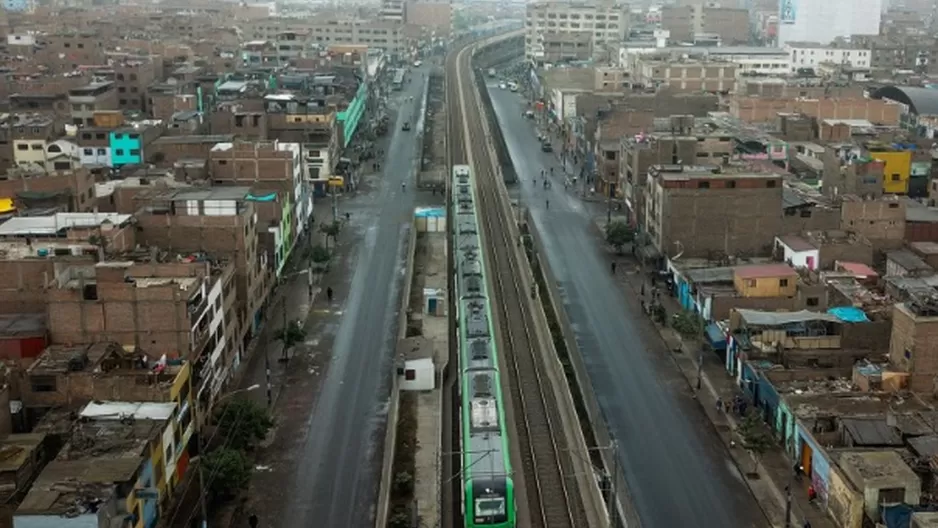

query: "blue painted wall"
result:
(109, 131), (143, 167)
(3, 0), (29, 11)
(139, 459), (159, 528)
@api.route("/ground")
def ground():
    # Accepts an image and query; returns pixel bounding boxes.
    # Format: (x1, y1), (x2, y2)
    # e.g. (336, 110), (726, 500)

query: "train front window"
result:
(474, 497), (506, 521)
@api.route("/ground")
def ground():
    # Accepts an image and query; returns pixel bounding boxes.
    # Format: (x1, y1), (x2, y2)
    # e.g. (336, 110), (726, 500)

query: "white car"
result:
(499, 82), (507, 90)
(413, 60), (423, 67)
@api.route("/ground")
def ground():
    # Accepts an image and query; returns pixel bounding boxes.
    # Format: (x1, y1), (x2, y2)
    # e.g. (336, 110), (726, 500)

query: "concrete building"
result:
(620, 46), (790, 78)
(68, 82), (119, 128)
(661, 4), (750, 46)
(11, 115), (60, 172)
(643, 163), (783, 259)
(525, 1), (629, 65)
(890, 297), (938, 392)
(785, 42), (872, 72)
(729, 97), (901, 125)
(631, 56), (736, 93)
(777, 0), (883, 46)
(245, 18), (405, 56)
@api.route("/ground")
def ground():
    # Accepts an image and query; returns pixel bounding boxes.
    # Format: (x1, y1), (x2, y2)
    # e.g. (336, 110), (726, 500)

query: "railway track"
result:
(446, 39), (587, 528)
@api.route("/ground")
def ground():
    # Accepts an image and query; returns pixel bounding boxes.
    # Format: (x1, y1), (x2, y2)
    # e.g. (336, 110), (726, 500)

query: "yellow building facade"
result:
(871, 150), (912, 194)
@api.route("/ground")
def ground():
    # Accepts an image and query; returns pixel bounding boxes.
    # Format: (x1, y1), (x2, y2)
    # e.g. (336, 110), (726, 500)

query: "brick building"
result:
(68, 82), (118, 127)
(890, 298), (938, 393)
(840, 195), (906, 249)
(39, 32), (106, 73)
(132, 187), (268, 373)
(148, 135), (235, 168)
(632, 56), (736, 93)
(730, 97), (902, 125)
(643, 163), (783, 259)
(661, 5), (750, 45)
(0, 168), (96, 213)
(208, 140), (311, 240)
(114, 58), (162, 114)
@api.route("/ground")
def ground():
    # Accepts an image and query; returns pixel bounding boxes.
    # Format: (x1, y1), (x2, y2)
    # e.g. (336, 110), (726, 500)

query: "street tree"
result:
(213, 398), (274, 451)
(274, 319), (307, 361)
(310, 244), (331, 272)
(320, 221), (341, 249)
(737, 410), (774, 476)
(204, 447), (252, 500)
(605, 220), (634, 254)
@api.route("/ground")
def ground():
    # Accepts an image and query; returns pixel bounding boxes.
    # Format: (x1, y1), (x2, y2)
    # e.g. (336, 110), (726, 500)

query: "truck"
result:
(488, 68), (496, 78)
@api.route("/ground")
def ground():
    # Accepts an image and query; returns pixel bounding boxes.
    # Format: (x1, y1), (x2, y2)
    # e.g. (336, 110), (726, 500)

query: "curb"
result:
(617, 266), (801, 528)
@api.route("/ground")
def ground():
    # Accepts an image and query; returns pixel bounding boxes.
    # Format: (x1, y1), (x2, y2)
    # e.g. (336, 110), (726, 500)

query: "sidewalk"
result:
(604, 245), (835, 528)
(227, 229), (358, 528)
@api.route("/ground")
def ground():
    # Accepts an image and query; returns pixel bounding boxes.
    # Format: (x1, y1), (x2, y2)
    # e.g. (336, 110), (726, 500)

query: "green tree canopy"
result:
(605, 221), (634, 254)
(204, 447), (252, 500)
(213, 397), (274, 451)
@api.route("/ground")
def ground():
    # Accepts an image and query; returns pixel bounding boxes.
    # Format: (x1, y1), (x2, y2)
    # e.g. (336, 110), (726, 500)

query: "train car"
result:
(452, 164), (516, 528)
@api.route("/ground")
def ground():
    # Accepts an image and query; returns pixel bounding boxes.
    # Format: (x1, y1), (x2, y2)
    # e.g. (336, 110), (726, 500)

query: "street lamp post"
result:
(198, 384), (260, 528)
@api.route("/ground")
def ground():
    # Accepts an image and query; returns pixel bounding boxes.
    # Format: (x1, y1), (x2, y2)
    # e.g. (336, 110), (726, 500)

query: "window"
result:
(16, 144), (27, 151)
(129, 73), (137, 81)
(30, 144), (41, 150)
(806, 297), (819, 307)
(96, 133), (106, 140)
(218, 160), (227, 165)
(115, 149), (124, 156)
(119, 98), (127, 105)
(779, 279), (789, 287)
(726, 180), (736, 188)
(30, 375), (57, 392)
(747, 279), (757, 287)
(83, 148), (93, 156)
(114, 133), (123, 140)
(118, 86), (126, 93)
(97, 148), (106, 155)
(130, 149), (140, 157)
(698, 181), (710, 189)
(892, 174), (901, 181)
(404, 368), (416, 380)
(767, 180), (777, 188)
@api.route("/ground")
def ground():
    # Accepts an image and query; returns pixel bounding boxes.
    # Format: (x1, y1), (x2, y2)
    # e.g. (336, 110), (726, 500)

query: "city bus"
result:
(392, 69), (405, 90)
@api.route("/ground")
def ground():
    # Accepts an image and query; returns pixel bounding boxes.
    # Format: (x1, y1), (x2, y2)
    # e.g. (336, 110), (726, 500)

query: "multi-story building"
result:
(68, 82), (119, 128)
(246, 18), (405, 56)
(525, 1), (629, 65)
(631, 56), (737, 93)
(209, 140), (312, 244)
(777, 0), (883, 46)
(620, 46), (790, 79)
(661, 5), (750, 46)
(11, 115), (59, 171)
(132, 187), (269, 385)
(381, 0), (405, 22)
(851, 34), (938, 74)
(114, 58), (161, 114)
(784, 42), (872, 72)
(15, 398), (193, 528)
(109, 125), (163, 167)
(643, 163), (784, 259)
(76, 128), (113, 167)
(39, 32), (106, 73)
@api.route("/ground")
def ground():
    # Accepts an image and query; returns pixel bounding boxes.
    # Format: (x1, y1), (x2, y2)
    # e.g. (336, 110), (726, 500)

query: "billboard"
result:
(780, 0), (796, 24)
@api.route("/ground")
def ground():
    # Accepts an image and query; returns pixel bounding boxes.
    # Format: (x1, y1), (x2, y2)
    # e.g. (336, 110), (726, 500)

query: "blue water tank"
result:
(37, 248), (49, 257)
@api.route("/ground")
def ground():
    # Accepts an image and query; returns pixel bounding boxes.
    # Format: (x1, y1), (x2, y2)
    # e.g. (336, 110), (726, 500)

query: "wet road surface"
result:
(486, 82), (768, 528)
(280, 68), (430, 528)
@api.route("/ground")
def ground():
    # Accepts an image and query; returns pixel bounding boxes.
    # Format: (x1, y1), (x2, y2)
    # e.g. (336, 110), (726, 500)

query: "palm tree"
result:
(273, 319), (307, 361)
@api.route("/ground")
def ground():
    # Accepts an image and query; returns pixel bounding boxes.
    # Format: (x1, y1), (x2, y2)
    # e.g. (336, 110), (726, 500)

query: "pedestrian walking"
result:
(611, 261), (617, 274)
(807, 485), (817, 504)
(326, 287), (334, 303)
(715, 398), (723, 412)
(249, 514), (259, 528)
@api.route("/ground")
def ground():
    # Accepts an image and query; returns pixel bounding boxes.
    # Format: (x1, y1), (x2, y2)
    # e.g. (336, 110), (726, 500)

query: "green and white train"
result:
(452, 164), (516, 528)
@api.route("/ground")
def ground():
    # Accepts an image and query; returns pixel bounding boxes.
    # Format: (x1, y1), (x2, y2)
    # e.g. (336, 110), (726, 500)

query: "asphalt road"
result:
(486, 82), (768, 528)
(280, 67), (430, 528)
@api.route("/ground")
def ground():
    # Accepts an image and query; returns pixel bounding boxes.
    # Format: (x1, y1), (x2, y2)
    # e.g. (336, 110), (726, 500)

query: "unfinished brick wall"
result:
(0, 260), (56, 314)
(890, 304), (938, 393)
(661, 184), (783, 258)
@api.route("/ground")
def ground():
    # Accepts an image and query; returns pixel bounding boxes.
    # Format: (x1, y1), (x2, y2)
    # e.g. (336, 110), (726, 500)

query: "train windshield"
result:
(474, 497), (507, 522)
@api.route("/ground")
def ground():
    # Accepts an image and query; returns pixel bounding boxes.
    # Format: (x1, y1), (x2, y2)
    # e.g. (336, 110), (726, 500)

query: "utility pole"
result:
(331, 182), (338, 221)
(610, 440), (619, 528)
(606, 180), (613, 226)
(784, 470), (793, 528)
(697, 347), (703, 390)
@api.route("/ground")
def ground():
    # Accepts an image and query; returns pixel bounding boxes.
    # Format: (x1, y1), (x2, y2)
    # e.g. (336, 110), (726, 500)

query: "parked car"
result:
(499, 82), (507, 90)
(402, 121), (411, 131)
(541, 141), (553, 152)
